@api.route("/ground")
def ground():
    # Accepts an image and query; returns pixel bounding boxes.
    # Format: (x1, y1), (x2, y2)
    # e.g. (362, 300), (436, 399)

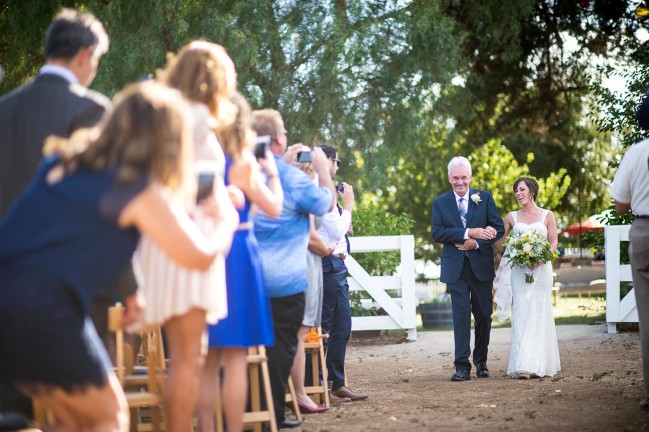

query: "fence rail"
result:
(347, 235), (417, 341)
(605, 225), (636, 333)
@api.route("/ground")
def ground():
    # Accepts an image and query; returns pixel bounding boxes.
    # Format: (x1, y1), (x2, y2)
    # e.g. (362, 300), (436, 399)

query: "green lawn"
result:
(491, 295), (606, 328)
(417, 295), (606, 331)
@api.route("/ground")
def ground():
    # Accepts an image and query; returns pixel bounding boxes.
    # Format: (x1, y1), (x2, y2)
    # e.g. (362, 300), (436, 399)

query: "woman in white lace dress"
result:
(494, 177), (561, 379)
(134, 42), (239, 431)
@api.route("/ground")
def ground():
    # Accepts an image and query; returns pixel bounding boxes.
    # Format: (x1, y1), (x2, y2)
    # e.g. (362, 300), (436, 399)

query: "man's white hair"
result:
(447, 156), (472, 177)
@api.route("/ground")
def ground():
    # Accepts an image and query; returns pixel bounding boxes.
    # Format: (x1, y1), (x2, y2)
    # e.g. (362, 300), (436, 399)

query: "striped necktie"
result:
(458, 197), (467, 228)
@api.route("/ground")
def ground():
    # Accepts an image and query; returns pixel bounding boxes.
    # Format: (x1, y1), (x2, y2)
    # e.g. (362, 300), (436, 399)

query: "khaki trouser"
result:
(630, 219), (649, 399)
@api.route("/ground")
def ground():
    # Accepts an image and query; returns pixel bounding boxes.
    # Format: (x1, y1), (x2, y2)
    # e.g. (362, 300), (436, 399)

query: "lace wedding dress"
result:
(494, 210), (561, 378)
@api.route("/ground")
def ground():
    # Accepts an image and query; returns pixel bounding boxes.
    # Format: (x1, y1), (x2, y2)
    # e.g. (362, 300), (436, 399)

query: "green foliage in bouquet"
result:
(504, 231), (558, 283)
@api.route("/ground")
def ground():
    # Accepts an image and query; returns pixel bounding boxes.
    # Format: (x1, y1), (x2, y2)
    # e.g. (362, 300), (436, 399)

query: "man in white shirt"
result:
(611, 93), (649, 411)
(316, 143), (368, 402)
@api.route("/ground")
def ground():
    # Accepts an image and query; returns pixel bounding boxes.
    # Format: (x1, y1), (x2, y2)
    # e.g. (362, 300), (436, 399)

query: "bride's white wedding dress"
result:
(494, 210), (561, 378)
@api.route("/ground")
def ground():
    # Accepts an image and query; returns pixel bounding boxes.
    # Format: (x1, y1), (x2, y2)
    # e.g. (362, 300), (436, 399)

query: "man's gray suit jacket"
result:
(0, 73), (109, 216)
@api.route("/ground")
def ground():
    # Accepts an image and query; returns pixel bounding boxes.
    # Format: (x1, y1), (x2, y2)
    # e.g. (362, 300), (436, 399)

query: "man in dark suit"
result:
(431, 156), (504, 381)
(0, 8), (109, 217)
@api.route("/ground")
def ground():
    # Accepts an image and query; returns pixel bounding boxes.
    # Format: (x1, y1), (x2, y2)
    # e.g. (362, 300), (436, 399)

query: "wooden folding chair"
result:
(31, 398), (51, 428)
(108, 305), (164, 432)
(304, 327), (330, 407)
(284, 376), (302, 422)
(213, 345), (277, 432)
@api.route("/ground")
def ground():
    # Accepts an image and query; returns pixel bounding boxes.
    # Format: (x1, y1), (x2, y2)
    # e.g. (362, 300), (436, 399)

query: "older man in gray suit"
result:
(0, 8), (109, 216)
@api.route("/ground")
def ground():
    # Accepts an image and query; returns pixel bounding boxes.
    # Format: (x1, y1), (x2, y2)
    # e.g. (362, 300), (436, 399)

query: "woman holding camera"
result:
(0, 82), (232, 431)
(197, 91), (283, 432)
(134, 41), (240, 432)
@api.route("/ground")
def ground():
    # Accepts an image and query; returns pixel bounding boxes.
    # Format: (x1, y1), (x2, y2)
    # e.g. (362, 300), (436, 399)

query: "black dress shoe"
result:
(278, 418), (303, 429)
(476, 362), (489, 378)
(640, 398), (649, 411)
(451, 369), (471, 381)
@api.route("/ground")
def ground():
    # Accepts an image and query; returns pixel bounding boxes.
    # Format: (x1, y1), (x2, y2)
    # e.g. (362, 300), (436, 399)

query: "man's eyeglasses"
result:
(331, 158), (341, 167)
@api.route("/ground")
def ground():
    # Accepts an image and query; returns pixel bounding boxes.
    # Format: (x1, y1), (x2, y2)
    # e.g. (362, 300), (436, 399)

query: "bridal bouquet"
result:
(503, 231), (557, 283)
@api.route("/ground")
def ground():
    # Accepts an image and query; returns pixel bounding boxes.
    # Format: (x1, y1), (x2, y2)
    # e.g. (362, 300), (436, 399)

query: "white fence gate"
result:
(346, 235), (418, 341)
(605, 225), (637, 333)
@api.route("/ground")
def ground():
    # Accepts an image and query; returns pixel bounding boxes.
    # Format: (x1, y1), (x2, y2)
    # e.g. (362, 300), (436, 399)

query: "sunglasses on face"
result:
(331, 158), (341, 167)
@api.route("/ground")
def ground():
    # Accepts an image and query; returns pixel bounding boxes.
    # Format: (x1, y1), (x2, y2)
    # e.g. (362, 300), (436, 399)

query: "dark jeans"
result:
(266, 292), (305, 424)
(321, 256), (352, 389)
(447, 257), (493, 370)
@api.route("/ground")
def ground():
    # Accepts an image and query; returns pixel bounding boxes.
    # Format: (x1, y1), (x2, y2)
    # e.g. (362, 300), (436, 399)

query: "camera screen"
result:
(196, 172), (215, 203)
(255, 135), (271, 159)
(297, 151), (311, 163)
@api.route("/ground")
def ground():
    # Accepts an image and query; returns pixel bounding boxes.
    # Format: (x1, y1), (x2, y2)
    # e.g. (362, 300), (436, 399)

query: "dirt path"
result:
(296, 325), (648, 432)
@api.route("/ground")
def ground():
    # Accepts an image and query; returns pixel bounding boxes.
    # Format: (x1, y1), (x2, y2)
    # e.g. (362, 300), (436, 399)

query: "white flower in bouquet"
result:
(503, 231), (558, 283)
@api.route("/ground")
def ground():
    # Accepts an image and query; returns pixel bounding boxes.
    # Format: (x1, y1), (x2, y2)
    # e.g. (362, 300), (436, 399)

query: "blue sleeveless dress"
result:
(0, 156), (146, 393)
(207, 157), (274, 348)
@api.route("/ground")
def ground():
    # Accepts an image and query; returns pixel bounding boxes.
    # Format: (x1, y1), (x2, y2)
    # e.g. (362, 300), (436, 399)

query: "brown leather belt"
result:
(330, 253), (347, 260)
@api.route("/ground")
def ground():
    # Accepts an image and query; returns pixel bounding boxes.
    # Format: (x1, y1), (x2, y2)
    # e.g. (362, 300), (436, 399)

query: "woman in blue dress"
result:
(0, 82), (236, 431)
(197, 92), (283, 432)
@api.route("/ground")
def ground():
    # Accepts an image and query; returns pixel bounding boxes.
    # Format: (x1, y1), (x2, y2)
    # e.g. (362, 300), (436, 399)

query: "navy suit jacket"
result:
(431, 189), (504, 284)
(0, 73), (110, 217)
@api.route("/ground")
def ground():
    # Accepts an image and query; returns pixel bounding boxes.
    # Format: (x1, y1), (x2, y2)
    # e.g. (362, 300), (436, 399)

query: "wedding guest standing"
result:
(0, 82), (232, 431)
(611, 93), (649, 411)
(252, 109), (335, 429)
(134, 41), (239, 432)
(289, 159), (332, 414)
(316, 143), (368, 402)
(197, 92), (283, 432)
(431, 156), (504, 381)
(0, 8), (140, 417)
(493, 177), (561, 379)
(0, 8), (109, 216)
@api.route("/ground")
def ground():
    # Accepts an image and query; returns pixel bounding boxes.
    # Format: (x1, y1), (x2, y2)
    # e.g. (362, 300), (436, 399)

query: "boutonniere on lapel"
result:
(470, 192), (482, 206)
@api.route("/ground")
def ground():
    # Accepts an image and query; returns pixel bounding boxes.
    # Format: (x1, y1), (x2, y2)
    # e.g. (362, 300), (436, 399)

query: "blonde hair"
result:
(44, 81), (193, 191)
(251, 109), (284, 145)
(218, 92), (253, 160)
(160, 40), (236, 128)
(299, 161), (314, 177)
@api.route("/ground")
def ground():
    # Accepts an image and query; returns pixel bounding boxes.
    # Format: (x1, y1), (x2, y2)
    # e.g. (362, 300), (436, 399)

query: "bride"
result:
(494, 177), (561, 379)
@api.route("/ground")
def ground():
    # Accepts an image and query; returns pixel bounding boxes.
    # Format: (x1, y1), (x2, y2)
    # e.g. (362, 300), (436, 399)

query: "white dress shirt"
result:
(317, 205), (352, 256)
(39, 65), (78, 84)
(612, 138), (649, 216)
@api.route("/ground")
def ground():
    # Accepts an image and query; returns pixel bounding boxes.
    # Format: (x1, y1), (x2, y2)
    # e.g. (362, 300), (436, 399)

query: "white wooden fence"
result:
(347, 235), (418, 341)
(605, 225), (637, 333)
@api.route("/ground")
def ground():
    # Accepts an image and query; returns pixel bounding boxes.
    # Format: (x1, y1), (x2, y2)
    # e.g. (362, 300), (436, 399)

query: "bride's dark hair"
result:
(513, 177), (539, 201)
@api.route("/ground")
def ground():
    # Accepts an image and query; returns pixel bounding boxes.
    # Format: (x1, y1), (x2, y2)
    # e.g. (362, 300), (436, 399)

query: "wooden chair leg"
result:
(258, 347), (277, 432)
(285, 376), (302, 421)
(214, 370), (224, 432)
(318, 338), (330, 407)
(249, 361), (262, 432)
